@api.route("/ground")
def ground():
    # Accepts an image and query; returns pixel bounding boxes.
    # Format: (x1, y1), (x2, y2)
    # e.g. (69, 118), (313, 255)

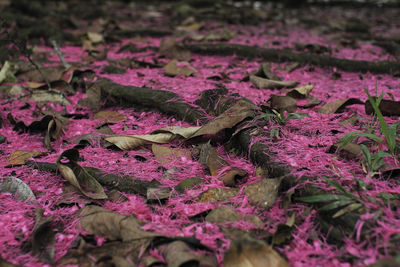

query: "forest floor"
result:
(0, 1), (400, 266)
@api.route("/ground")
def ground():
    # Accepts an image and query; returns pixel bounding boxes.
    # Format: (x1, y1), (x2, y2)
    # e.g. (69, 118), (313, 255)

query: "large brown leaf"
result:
(224, 237), (289, 267)
(243, 177), (281, 209)
(250, 75), (298, 89)
(31, 208), (56, 264)
(317, 98), (363, 114)
(104, 132), (178, 150)
(365, 97), (400, 116)
(205, 206), (264, 228)
(56, 149), (107, 199)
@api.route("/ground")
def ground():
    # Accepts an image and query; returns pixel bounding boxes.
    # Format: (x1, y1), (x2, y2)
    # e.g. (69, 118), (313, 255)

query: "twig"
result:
(51, 39), (70, 69)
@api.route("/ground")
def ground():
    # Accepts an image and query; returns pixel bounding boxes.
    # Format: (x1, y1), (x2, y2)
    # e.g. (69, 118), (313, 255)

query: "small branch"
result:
(51, 39), (70, 69)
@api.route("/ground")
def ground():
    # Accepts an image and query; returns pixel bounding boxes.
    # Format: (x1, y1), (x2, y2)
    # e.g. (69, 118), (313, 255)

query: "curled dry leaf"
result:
(0, 176), (36, 202)
(159, 240), (217, 267)
(79, 205), (157, 241)
(153, 125), (201, 139)
(205, 206), (264, 229)
(31, 208), (55, 263)
(45, 117), (65, 150)
(56, 149), (107, 199)
(253, 62), (281, 81)
(164, 59), (196, 77)
(243, 177), (281, 209)
(224, 237), (289, 267)
(269, 95), (297, 113)
(250, 75), (299, 89)
(286, 84), (314, 99)
(199, 142), (247, 186)
(317, 98), (364, 114)
(104, 132), (177, 150)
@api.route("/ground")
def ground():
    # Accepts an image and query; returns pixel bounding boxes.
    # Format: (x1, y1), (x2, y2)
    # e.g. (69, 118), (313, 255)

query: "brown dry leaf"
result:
(93, 111), (126, 122)
(0, 176), (36, 202)
(253, 62), (281, 81)
(365, 98), (400, 116)
(30, 90), (71, 105)
(197, 187), (239, 202)
(159, 39), (191, 61)
(224, 237), (289, 267)
(270, 95), (297, 113)
(104, 132), (177, 150)
(191, 99), (258, 139)
(78, 83), (102, 110)
(31, 208), (55, 263)
(7, 150), (43, 166)
(44, 117), (65, 150)
(176, 21), (204, 32)
(250, 75), (299, 89)
(164, 59), (196, 77)
(159, 241), (217, 267)
(205, 206), (264, 228)
(87, 32), (104, 43)
(317, 98), (364, 114)
(17, 65), (66, 83)
(243, 178), (281, 209)
(152, 144), (191, 166)
(79, 205), (157, 241)
(328, 142), (362, 159)
(153, 126), (201, 139)
(286, 84), (314, 99)
(56, 149), (107, 199)
(199, 142), (247, 187)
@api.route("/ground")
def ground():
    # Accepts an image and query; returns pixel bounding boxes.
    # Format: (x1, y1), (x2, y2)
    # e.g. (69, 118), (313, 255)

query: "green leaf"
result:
(322, 176), (359, 201)
(319, 199), (354, 211)
(296, 194), (349, 203)
(361, 144), (371, 166)
(356, 132), (383, 143)
(332, 203), (362, 218)
(338, 131), (361, 150)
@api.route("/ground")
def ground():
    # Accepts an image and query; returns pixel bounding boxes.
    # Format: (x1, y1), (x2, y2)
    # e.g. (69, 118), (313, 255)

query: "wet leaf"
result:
(31, 208), (55, 263)
(205, 206), (264, 228)
(7, 150), (43, 166)
(152, 144), (191, 166)
(224, 237), (289, 267)
(250, 75), (299, 89)
(244, 178), (281, 209)
(270, 95), (297, 113)
(0, 176), (36, 202)
(317, 98), (363, 114)
(93, 111), (126, 122)
(56, 149), (107, 199)
(164, 59), (196, 77)
(286, 84), (314, 99)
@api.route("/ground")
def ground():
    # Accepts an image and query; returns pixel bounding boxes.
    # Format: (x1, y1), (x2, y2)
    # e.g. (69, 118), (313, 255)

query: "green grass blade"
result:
(319, 199), (354, 211)
(296, 194), (348, 203)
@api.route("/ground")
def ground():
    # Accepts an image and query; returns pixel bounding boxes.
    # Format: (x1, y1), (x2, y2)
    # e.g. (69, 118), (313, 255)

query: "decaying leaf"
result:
(159, 39), (191, 61)
(205, 206), (264, 228)
(199, 142), (247, 186)
(105, 132), (177, 150)
(243, 178), (281, 209)
(152, 144), (191, 166)
(56, 149), (107, 199)
(175, 177), (202, 193)
(0, 176), (36, 202)
(30, 90), (71, 105)
(317, 98), (363, 114)
(78, 83), (102, 110)
(79, 205), (156, 241)
(31, 208), (55, 263)
(17, 65), (66, 83)
(269, 95), (297, 113)
(93, 111), (126, 122)
(147, 187), (171, 201)
(44, 117), (65, 150)
(250, 75), (299, 89)
(328, 142), (362, 159)
(197, 187), (239, 203)
(164, 59), (196, 77)
(224, 237), (289, 267)
(7, 150), (43, 166)
(253, 62), (281, 81)
(0, 61), (17, 83)
(286, 84), (314, 99)
(365, 98), (400, 116)
(272, 214), (296, 245)
(159, 240), (217, 267)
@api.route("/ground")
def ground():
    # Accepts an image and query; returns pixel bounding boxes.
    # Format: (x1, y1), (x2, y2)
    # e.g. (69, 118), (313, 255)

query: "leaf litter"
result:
(0, 1), (399, 267)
